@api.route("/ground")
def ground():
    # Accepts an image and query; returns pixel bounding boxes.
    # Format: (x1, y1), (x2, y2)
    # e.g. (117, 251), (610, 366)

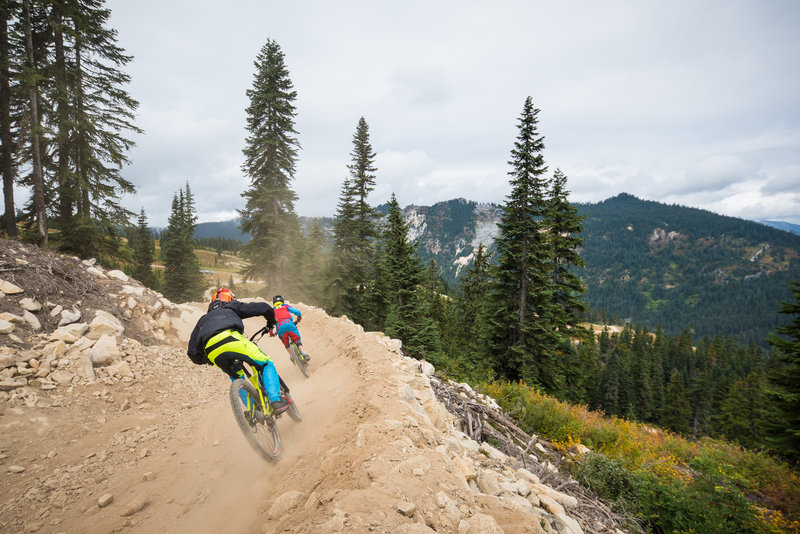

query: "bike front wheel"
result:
(229, 378), (282, 461)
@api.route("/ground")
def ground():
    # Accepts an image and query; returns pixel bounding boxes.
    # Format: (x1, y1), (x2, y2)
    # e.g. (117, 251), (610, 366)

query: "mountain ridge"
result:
(193, 194), (800, 346)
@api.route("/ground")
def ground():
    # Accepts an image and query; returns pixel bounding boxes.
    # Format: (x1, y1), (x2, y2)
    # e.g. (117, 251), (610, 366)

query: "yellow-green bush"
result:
(482, 380), (800, 534)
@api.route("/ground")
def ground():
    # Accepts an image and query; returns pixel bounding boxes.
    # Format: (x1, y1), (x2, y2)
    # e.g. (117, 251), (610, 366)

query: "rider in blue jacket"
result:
(269, 295), (310, 362)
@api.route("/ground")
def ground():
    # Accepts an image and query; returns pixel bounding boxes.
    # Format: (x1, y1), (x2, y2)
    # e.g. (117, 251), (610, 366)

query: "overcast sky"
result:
(102, 0), (800, 227)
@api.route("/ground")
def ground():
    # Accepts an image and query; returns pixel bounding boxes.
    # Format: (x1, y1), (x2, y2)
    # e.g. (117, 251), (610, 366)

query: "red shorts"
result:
(280, 330), (300, 348)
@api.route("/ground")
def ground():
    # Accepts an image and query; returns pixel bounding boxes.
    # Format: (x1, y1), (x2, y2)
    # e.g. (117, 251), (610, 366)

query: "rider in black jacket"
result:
(187, 288), (291, 414)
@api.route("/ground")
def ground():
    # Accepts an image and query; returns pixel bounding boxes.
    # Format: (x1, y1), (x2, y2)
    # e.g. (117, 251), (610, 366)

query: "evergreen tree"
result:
(425, 260), (446, 327)
(3, 0), (139, 252)
(564, 337), (598, 405)
(329, 117), (379, 327)
(688, 354), (713, 439)
(717, 372), (768, 450)
(131, 208), (156, 289)
(367, 227), (389, 332)
(326, 177), (354, 316)
(49, 0), (140, 258)
(381, 194), (440, 359)
(648, 329), (666, 423)
(486, 97), (559, 388)
(238, 38), (301, 288)
(0, 0), (17, 238)
(161, 184), (205, 303)
(17, 0), (47, 244)
(764, 281), (800, 462)
(631, 330), (654, 421)
(598, 349), (622, 416)
(456, 243), (493, 376)
(545, 168), (587, 338)
(662, 369), (691, 434)
(296, 218), (328, 306)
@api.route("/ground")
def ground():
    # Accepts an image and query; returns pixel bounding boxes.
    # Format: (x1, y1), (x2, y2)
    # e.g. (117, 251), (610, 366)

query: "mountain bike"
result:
(287, 338), (310, 378)
(228, 329), (302, 462)
(255, 324), (310, 378)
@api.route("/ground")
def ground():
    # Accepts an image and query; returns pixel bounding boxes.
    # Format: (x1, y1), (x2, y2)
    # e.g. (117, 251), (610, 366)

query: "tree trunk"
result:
(51, 4), (73, 231)
(23, 0), (46, 245)
(74, 34), (90, 220)
(0, 2), (17, 237)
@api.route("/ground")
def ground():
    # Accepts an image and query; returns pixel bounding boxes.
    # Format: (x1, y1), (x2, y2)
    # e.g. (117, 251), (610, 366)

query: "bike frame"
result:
(238, 362), (273, 417)
(245, 325), (298, 409)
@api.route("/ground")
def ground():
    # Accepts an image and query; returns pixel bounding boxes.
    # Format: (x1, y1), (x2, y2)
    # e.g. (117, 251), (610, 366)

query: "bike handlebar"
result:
(249, 325), (270, 342)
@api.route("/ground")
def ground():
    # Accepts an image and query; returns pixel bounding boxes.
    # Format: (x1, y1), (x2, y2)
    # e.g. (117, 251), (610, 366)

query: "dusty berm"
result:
(0, 239), (631, 533)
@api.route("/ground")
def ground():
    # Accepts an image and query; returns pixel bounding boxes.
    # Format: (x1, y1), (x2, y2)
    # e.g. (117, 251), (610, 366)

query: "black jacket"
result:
(187, 301), (276, 364)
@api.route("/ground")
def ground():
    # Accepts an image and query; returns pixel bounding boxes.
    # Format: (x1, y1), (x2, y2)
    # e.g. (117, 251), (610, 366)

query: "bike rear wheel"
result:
(290, 343), (310, 378)
(279, 382), (303, 423)
(229, 378), (282, 461)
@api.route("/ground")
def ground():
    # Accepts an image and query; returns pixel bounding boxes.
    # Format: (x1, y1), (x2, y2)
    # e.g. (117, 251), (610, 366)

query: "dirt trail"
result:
(49, 305), (377, 534)
(2, 304), (438, 533)
(3, 297), (614, 534)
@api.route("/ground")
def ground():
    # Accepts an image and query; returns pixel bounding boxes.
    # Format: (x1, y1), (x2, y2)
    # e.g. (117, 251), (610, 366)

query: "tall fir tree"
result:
(3, 0), (139, 253)
(380, 194), (441, 360)
(49, 0), (140, 258)
(764, 281), (800, 463)
(329, 117), (379, 327)
(238, 38), (301, 289)
(131, 208), (157, 289)
(17, 0), (47, 244)
(326, 177), (354, 315)
(486, 97), (559, 389)
(456, 243), (493, 377)
(545, 168), (587, 338)
(161, 184), (205, 303)
(367, 225), (389, 332)
(0, 0), (18, 238)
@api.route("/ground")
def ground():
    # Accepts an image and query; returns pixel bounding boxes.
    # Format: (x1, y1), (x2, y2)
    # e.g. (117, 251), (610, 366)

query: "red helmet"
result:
(211, 288), (235, 303)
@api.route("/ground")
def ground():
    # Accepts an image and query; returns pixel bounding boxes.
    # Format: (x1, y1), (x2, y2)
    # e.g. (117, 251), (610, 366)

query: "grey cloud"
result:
(97, 0), (800, 227)
(760, 166), (800, 195)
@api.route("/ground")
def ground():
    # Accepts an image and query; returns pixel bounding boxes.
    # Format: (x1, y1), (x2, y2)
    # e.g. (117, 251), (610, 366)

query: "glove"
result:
(295, 316), (302, 325)
(269, 329), (276, 337)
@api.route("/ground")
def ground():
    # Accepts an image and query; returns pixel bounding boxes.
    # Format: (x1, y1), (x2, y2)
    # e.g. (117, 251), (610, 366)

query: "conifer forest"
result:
(2, 3), (800, 532)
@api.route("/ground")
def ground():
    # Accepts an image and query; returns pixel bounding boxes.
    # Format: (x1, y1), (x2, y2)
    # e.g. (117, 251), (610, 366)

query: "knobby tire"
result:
(279, 382), (303, 423)
(229, 378), (282, 461)
(291, 343), (310, 378)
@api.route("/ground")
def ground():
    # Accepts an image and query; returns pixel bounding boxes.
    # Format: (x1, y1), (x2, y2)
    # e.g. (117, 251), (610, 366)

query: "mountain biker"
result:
(187, 288), (292, 414)
(269, 295), (310, 362)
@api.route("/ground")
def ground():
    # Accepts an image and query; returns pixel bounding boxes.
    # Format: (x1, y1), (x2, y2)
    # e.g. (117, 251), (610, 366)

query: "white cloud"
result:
(40, 0), (791, 228)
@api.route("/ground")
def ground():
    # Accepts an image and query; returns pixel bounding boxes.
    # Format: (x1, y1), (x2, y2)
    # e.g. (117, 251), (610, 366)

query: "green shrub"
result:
(574, 454), (638, 504)
(480, 380), (798, 533)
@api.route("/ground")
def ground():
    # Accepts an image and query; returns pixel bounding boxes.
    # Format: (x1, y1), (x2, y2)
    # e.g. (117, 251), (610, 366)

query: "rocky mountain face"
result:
(0, 239), (633, 533)
(390, 199), (503, 283)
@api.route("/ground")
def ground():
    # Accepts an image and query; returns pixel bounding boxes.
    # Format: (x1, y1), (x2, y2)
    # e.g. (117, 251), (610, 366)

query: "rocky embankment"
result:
(0, 239), (632, 534)
(1, 239), (189, 399)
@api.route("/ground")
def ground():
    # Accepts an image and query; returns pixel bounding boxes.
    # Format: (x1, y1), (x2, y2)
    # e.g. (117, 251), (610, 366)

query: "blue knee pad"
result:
(260, 360), (281, 402)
